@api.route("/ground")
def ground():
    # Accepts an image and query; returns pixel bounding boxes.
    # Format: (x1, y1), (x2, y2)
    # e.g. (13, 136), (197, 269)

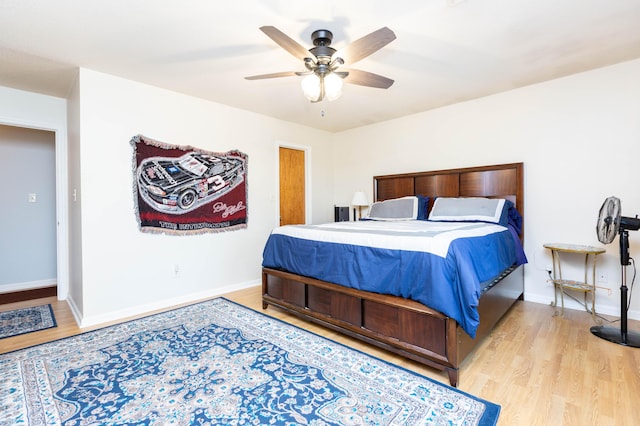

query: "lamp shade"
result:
(301, 72), (343, 102)
(351, 191), (368, 207)
(301, 74), (321, 101)
(324, 73), (343, 101)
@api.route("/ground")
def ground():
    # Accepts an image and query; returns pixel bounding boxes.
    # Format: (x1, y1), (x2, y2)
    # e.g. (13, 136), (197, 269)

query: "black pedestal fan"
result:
(591, 196), (640, 347)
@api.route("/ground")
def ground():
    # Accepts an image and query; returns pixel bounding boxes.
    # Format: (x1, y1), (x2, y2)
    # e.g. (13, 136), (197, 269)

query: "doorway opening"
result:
(0, 120), (68, 303)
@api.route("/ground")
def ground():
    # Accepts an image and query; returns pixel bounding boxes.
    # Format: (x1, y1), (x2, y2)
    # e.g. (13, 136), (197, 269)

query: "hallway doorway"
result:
(0, 124), (61, 303)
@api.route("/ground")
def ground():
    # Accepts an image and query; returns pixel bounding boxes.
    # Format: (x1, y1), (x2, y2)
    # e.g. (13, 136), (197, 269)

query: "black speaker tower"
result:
(334, 206), (350, 222)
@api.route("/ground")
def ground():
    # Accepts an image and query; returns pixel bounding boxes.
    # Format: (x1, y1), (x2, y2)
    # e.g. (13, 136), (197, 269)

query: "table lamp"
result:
(351, 191), (369, 220)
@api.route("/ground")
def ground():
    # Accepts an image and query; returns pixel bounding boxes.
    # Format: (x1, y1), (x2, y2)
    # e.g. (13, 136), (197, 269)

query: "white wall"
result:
(66, 73), (83, 313)
(332, 58), (640, 320)
(5, 59), (638, 325)
(73, 69), (334, 326)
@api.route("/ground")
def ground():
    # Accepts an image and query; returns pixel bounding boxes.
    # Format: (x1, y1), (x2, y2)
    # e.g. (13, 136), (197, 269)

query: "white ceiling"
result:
(1, 0), (639, 133)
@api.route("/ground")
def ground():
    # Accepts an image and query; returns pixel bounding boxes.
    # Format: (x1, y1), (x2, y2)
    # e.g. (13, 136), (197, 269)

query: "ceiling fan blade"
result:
(260, 26), (310, 60)
(343, 69), (394, 89)
(335, 27), (396, 65)
(244, 71), (297, 80)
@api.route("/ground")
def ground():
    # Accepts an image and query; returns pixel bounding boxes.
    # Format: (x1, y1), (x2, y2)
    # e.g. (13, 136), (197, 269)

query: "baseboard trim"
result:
(0, 286), (57, 305)
(524, 293), (640, 321)
(0, 279), (57, 293)
(78, 279), (260, 329)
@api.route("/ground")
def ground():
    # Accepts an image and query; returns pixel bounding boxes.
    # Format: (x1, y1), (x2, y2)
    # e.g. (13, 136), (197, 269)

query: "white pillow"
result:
(367, 196), (418, 221)
(428, 197), (506, 224)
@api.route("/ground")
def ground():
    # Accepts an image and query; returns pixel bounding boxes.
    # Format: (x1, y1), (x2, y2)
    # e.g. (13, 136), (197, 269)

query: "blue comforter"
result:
(262, 220), (526, 338)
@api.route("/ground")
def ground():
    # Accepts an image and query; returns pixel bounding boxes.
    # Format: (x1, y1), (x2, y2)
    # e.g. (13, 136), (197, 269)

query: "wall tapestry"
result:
(131, 134), (248, 235)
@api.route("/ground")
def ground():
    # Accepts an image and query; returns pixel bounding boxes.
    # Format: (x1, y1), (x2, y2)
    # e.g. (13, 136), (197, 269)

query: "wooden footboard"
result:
(262, 264), (524, 387)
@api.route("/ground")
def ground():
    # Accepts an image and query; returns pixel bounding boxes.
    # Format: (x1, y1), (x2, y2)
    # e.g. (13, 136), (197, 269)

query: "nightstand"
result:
(544, 243), (606, 320)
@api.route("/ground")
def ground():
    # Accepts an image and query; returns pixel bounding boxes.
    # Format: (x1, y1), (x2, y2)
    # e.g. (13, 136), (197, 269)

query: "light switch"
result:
(28, 193), (37, 203)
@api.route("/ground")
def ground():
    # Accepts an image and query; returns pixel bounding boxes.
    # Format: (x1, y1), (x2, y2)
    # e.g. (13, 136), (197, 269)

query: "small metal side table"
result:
(544, 243), (605, 320)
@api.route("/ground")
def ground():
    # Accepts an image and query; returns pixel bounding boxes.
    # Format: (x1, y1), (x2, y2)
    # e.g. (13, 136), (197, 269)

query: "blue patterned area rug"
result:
(0, 298), (500, 425)
(0, 304), (57, 339)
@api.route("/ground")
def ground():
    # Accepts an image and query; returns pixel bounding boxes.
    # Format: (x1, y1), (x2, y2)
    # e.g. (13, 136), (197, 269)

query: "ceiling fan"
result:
(245, 26), (396, 102)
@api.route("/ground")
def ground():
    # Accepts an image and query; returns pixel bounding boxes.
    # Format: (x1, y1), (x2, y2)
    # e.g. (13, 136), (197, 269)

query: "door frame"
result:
(275, 141), (311, 226)
(0, 116), (69, 300)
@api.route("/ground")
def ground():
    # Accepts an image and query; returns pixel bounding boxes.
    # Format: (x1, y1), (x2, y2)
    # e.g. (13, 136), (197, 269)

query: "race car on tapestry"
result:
(137, 152), (245, 214)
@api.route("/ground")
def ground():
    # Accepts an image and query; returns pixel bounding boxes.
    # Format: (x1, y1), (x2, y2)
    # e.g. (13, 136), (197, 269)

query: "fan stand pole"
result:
(591, 229), (640, 347)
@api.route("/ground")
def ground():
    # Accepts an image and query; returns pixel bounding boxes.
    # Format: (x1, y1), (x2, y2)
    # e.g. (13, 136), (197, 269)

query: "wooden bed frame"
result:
(262, 162), (524, 386)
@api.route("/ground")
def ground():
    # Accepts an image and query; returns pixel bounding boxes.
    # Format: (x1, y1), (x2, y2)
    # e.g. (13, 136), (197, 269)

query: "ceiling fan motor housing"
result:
(309, 30), (337, 62)
(311, 29), (333, 46)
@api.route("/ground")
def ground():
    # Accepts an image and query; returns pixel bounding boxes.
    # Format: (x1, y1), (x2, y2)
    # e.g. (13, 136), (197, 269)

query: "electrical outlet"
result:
(28, 193), (37, 203)
(597, 272), (608, 283)
(545, 269), (554, 285)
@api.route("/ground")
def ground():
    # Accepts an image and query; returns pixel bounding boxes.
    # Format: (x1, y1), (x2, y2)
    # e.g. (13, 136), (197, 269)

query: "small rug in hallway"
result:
(0, 304), (56, 339)
(0, 298), (500, 425)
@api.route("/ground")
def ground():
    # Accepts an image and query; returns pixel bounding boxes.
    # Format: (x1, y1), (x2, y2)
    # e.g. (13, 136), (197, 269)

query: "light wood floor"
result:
(2, 286), (640, 426)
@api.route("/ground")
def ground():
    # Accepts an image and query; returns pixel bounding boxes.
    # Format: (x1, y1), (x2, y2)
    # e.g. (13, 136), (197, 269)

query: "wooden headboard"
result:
(374, 162), (524, 236)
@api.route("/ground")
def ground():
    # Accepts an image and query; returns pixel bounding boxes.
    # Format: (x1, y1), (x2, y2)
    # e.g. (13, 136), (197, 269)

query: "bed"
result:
(261, 162), (525, 386)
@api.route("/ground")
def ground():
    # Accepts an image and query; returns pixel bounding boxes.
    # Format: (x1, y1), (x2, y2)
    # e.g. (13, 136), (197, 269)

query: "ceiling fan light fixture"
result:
(301, 73), (321, 101)
(324, 72), (343, 101)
